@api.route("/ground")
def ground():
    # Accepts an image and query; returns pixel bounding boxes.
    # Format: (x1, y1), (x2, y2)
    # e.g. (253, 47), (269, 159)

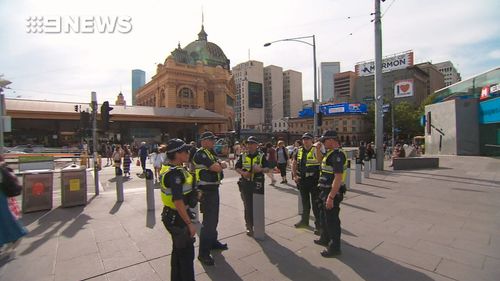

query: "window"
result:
(343, 127), (347, 132)
(352, 127), (356, 132)
(343, 120), (348, 125)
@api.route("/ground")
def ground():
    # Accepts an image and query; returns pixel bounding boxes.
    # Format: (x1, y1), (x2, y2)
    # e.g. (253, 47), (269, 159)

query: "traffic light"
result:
(317, 112), (323, 127)
(100, 101), (113, 129)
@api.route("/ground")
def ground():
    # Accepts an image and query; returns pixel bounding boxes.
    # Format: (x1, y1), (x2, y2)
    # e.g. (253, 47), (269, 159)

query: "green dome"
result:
(171, 25), (230, 70)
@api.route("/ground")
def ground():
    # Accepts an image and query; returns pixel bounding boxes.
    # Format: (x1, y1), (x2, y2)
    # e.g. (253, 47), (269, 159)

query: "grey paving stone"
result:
(436, 258), (499, 281)
(414, 240), (486, 269)
(105, 262), (162, 281)
(54, 253), (104, 281)
(373, 241), (441, 271)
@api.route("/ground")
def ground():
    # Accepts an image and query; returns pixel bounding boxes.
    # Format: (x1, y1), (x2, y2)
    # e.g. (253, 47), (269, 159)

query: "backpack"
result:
(0, 165), (23, 197)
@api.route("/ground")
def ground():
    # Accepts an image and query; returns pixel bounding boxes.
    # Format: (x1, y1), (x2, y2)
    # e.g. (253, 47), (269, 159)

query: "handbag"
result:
(0, 165), (23, 197)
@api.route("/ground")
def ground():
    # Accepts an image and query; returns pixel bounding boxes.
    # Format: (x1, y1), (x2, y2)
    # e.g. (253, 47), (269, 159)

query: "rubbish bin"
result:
(61, 164), (87, 207)
(22, 169), (54, 213)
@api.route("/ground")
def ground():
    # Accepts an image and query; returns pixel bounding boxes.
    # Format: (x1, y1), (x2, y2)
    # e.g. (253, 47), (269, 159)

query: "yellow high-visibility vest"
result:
(160, 164), (193, 209)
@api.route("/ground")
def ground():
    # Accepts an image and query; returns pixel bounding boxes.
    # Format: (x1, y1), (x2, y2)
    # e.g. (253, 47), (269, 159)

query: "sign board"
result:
(480, 84), (500, 100)
(382, 104), (390, 113)
(479, 97), (500, 124)
(394, 79), (414, 98)
(248, 81), (263, 108)
(355, 51), (414, 77)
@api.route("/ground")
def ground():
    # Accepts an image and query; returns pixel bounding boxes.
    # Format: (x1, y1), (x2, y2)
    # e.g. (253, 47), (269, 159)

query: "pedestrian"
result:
(122, 146), (132, 177)
(106, 143), (113, 166)
(138, 141), (149, 176)
(264, 142), (277, 185)
(366, 142), (375, 160)
(0, 155), (27, 250)
(291, 133), (323, 232)
(112, 146), (122, 175)
(357, 141), (366, 170)
(290, 139), (302, 160)
(160, 139), (197, 281)
(153, 146), (166, 182)
(235, 136), (270, 236)
(192, 132), (228, 266)
(276, 140), (289, 184)
(314, 130), (347, 258)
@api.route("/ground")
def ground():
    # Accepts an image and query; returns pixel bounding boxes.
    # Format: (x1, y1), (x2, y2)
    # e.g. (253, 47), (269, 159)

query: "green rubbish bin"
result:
(61, 165), (87, 207)
(22, 169), (54, 213)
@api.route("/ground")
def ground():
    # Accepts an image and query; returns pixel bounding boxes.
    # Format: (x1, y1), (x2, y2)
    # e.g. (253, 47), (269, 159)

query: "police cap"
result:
(320, 130), (338, 142)
(302, 132), (314, 140)
(199, 131), (217, 141)
(247, 136), (259, 144)
(166, 138), (191, 153)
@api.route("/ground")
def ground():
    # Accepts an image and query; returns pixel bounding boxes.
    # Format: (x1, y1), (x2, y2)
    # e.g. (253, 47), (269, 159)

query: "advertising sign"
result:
(479, 97), (500, 124)
(248, 81), (263, 108)
(355, 51), (414, 76)
(394, 79), (414, 98)
(480, 84), (500, 100)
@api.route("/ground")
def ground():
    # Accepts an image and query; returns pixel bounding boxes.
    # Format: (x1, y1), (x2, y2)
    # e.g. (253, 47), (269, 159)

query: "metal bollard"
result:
(253, 179), (265, 240)
(370, 158), (376, 172)
(364, 159), (370, 179)
(355, 158), (362, 184)
(345, 160), (351, 189)
(145, 169), (155, 211)
(116, 167), (124, 202)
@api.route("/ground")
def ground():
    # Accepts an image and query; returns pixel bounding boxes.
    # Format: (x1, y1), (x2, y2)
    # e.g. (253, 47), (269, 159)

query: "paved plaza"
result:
(1, 155), (499, 281)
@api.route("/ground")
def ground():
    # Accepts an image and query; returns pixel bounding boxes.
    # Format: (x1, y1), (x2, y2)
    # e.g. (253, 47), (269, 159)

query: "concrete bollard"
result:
(145, 169), (155, 211)
(370, 158), (376, 172)
(345, 160), (351, 189)
(253, 179), (265, 240)
(364, 159), (370, 179)
(115, 167), (124, 202)
(355, 158), (362, 184)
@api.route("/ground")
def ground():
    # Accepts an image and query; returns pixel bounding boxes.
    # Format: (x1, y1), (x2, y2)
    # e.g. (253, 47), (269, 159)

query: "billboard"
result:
(248, 81), (263, 108)
(355, 51), (414, 77)
(299, 103), (367, 117)
(394, 79), (414, 98)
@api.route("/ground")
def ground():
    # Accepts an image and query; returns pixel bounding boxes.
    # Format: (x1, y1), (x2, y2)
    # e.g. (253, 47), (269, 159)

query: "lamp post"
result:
(264, 35), (318, 136)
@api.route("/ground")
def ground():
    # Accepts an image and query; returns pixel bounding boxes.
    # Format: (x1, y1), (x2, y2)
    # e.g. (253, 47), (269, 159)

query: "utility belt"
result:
(163, 205), (196, 220)
(318, 183), (347, 194)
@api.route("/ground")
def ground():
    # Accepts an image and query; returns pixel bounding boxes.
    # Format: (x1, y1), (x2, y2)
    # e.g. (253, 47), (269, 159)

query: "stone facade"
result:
(135, 26), (236, 133)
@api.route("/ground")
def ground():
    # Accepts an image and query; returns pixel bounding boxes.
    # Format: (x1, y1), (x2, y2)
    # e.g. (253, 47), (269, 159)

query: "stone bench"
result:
(392, 157), (439, 170)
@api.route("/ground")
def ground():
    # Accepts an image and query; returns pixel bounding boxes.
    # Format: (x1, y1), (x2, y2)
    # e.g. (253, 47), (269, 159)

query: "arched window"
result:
(178, 87), (196, 108)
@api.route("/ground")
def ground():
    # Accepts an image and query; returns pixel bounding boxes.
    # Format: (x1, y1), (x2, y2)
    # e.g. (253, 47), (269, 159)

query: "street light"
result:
(264, 35), (319, 136)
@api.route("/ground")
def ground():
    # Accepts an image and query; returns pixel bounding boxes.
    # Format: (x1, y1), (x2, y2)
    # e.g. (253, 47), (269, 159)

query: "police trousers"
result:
(238, 179), (255, 228)
(298, 176), (320, 227)
(161, 206), (195, 281)
(318, 188), (343, 251)
(198, 186), (220, 257)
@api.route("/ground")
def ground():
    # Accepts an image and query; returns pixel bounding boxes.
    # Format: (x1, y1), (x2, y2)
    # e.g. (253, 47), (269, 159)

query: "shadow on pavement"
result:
(342, 202), (376, 213)
(359, 182), (392, 190)
(19, 206), (85, 256)
(394, 173), (499, 188)
(146, 210), (156, 229)
(202, 251), (243, 281)
(272, 184), (299, 195)
(109, 202), (122, 214)
(339, 242), (435, 281)
(258, 235), (340, 281)
(348, 188), (385, 199)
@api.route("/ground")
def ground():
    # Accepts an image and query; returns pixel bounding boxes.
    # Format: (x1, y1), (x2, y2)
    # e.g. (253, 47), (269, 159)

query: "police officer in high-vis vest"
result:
(160, 139), (197, 281)
(192, 131), (227, 266)
(313, 130), (347, 258)
(292, 132), (323, 232)
(235, 136), (270, 236)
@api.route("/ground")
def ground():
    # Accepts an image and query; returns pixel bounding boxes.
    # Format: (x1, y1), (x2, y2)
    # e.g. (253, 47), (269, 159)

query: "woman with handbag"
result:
(0, 155), (27, 249)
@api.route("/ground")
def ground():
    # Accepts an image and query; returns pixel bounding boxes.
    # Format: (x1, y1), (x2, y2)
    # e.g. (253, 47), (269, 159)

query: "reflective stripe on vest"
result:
(160, 164), (193, 209)
(297, 147), (320, 166)
(193, 148), (221, 186)
(241, 152), (263, 181)
(319, 149), (348, 187)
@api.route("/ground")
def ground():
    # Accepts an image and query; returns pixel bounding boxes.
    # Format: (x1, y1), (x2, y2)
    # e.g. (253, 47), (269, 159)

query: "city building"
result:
(434, 61), (462, 87)
(288, 114), (369, 145)
(264, 65), (284, 132)
(232, 60), (264, 130)
(131, 69), (145, 106)
(272, 118), (289, 133)
(426, 67), (499, 156)
(115, 92), (126, 106)
(333, 71), (357, 104)
(355, 62), (444, 106)
(135, 25), (236, 133)
(4, 99), (227, 146)
(302, 100), (313, 108)
(320, 62), (341, 102)
(232, 61), (302, 132)
(283, 70), (302, 119)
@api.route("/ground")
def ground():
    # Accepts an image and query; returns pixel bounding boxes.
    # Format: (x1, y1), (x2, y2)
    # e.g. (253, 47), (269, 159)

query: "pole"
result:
(312, 35), (318, 137)
(145, 169), (155, 211)
(91, 92), (99, 195)
(391, 100), (395, 148)
(0, 94), (5, 156)
(374, 0), (384, 170)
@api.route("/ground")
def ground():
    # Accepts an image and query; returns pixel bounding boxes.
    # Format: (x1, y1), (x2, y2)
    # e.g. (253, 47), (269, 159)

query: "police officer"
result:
(235, 136), (270, 236)
(192, 131), (227, 266)
(160, 139), (197, 281)
(313, 130), (347, 257)
(291, 132), (323, 233)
